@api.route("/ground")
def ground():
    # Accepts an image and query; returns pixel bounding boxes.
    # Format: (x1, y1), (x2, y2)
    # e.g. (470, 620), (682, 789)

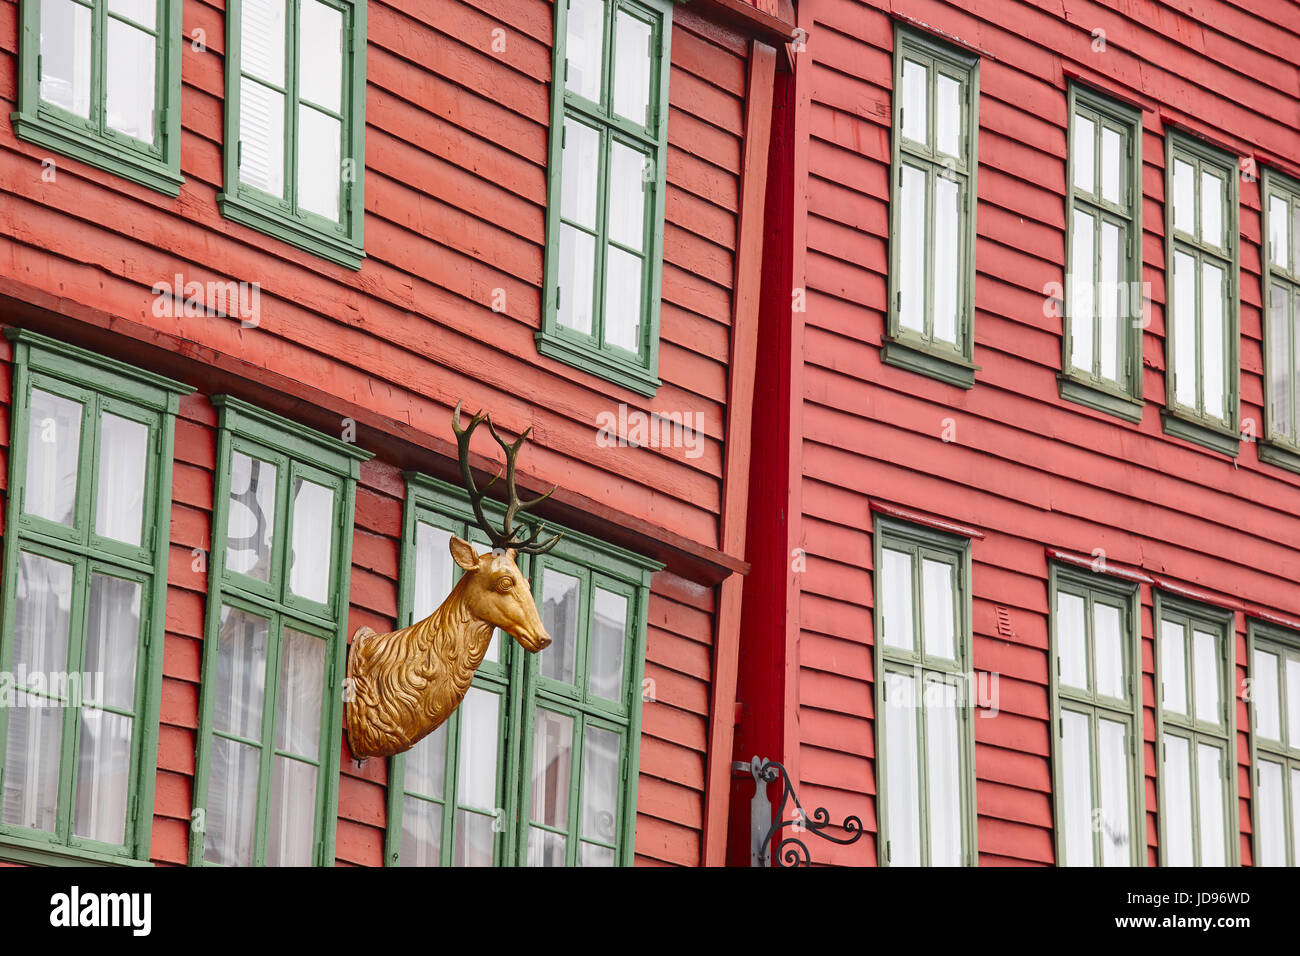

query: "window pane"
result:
(1294, 204), (1300, 275)
(413, 522), (453, 622)
(900, 59), (927, 145)
(226, 452), (277, 581)
(239, 80), (286, 199)
(883, 672), (920, 865)
(1160, 620), (1187, 715)
(1196, 742), (1226, 866)
(565, 0), (605, 102)
(589, 588), (627, 702)
(1172, 159), (1194, 235)
(580, 842), (614, 866)
(1268, 284), (1292, 440)
(298, 106), (342, 221)
(457, 688), (500, 812)
(214, 606), (268, 740)
(1200, 170), (1224, 248)
(1288, 657), (1300, 745)
(531, 709), (573, 829)
(399, 795), (442, 867)
(1073, 113), (1095, 194)
(933, 175), (959, 345)
(96, 413), (149, 546)
(1097, 717), (1131, 866)
(898, 165), (927, 332)
(109, 0), (155, 29)
(608, 140), (647, 252)
(557, 224), (596, 336)
(1057, 591), (1087, 691)
(1061, 709), (1094, 866)
(1292, 768), (1300, 865)
(1193, 628), (1220, 725)
(405, 726), (446, 800)
(274, 628), (325, 759)
(603, 245), (643, 353)
(560, 118), (600, 230)
(1269, 195), (1288, 268)
(299, 0), (343, 112)
(454, 809), (496, 866)
(1070, 209), (1095, 373)
(925, 680), (961, 865)
(289, 478), (334, 603)
(1172, 251), (1196, 409)
(613, 11), (652, 126)
(1256, 759), (1285, 867)
(84, 574), (142, 711)
(1100, 126), (1122, 205)
(1162, 733), (1193, 865)
(105, 20), (156, 145)
(13, 552), (74, 681)
(935, 73), (960, 158)
(73, 709), (133, 844)
(880, 548), (914, 651)
(40, 0), (92, 118)
(580, 726), (620, 845)
(204, 735), (260, 865)
(1201, 262), (1225, 421)
(1094, 601), (1125, 700)
(1252, 648), (1280, 742)
(1099, 220), (1121, 383)
(526, 827), (567, 867)
(242, 0), (286, 85)
(921, 557), (955, 660)
(1, 693), (63, 833)
(267, 756), (318, 865)
(540, 569), (580, 684)
(25, 388), (82, 526)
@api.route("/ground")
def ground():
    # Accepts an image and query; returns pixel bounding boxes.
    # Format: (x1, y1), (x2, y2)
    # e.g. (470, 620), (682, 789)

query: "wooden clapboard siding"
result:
(759, 0), (1300, 867)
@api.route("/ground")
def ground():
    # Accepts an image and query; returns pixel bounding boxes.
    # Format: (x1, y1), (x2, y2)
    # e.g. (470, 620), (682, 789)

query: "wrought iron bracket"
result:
(733, 756), (865, 867)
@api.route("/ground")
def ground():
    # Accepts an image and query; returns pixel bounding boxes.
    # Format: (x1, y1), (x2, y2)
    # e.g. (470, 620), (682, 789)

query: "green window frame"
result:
(219, 0), (368, 269)
(1246, 622), (1300, 867)
(885, 26), (981, 389)
(1047, 566), (1145, 866)
(1162, 131), (1241, 456)
(1153, 593), (1238, 866)
(538, 0), (673, 397)
(13, 0), (185, 195)
(384, 473), (658, 867)
(872, 517), (977, 866)
(1258, 168), (1300, 474)
(1059, 85), (1145, 422)
(0, 329), (189, 866)
(190, 397), (370, 866)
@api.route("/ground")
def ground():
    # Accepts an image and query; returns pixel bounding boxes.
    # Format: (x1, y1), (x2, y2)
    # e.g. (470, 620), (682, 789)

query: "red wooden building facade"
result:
(0, 0), (795, 866)
(735, 0), (1300, 866)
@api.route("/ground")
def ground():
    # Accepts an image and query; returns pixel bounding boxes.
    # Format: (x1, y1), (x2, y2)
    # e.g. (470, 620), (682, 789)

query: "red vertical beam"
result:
(701, 38), (778, 867)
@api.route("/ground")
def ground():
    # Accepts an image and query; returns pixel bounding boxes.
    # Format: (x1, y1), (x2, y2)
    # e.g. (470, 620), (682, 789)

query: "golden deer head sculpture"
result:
(345, 403), (562, 760)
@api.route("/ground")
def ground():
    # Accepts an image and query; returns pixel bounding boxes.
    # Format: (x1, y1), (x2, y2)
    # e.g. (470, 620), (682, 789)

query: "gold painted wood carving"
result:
(346, 403), (561, 760)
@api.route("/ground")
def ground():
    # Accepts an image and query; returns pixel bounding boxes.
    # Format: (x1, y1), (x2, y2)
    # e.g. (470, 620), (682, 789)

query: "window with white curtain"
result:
(0, 330), (188, 865)
(191, 396), (366, 867)
(1050, 568), (1143, 866)
(1156, 596), (1236, 865)
(1260, 169), (1300, 474)
(385, 475), (655, 867)
(1249, 625), (1300, 866)
(221, 0), (367, 269)
(14, 0), (184, 194)
(874, 518), (976, 866)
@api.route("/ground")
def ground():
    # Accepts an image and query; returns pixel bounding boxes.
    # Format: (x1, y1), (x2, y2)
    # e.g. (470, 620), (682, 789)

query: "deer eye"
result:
(495, 576), (514, 593)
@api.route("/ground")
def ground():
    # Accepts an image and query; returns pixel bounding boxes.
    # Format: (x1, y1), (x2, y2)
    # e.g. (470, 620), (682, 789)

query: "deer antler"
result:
(452, 401), (563, 555)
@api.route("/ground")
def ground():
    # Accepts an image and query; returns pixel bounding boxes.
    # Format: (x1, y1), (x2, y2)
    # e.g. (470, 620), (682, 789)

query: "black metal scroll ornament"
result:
(739, 756), (865, 867)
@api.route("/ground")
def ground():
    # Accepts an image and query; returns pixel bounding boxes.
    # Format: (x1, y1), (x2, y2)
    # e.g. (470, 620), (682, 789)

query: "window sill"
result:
(536, 330), (660, 397)
(1057, 374), (1144, 423)
(0, 833), (152, 867)
(1257, 439), (1300, 475)
(11, 110), (183, 197)
(1161, 409), (1240, 457)
(218, 192), (364, 271)
(881, 336), (978, 389)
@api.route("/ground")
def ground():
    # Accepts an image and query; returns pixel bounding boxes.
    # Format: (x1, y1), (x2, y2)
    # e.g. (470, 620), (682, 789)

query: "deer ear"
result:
(449, 536), (480, 572)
